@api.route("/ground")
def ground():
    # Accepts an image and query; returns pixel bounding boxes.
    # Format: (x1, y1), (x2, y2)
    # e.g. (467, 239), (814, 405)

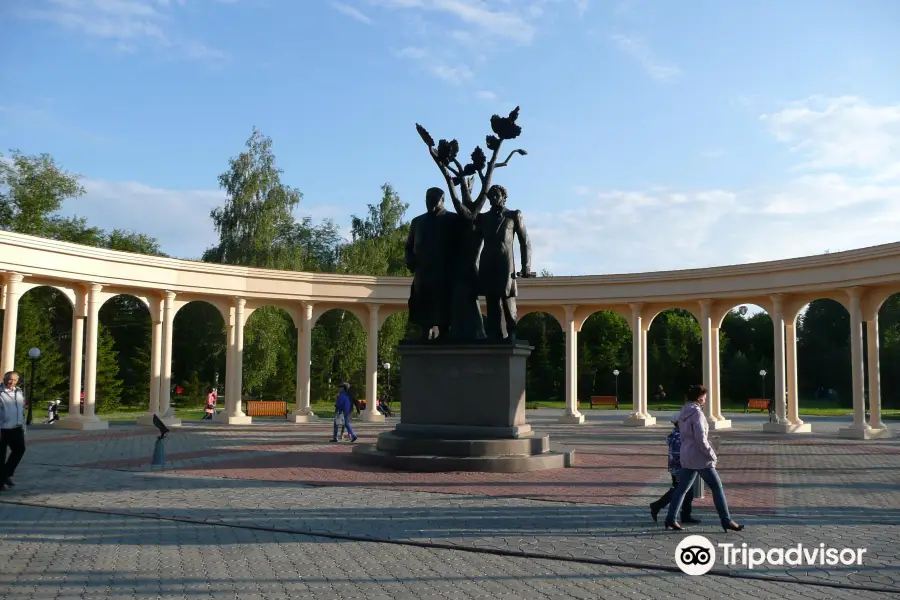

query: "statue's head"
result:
(425, 187), (445, 213)
(487, 184), (508, 209)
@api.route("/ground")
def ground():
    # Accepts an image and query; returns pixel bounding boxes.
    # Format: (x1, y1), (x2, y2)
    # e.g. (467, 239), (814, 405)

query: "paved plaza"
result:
(1, 409), (899, 599)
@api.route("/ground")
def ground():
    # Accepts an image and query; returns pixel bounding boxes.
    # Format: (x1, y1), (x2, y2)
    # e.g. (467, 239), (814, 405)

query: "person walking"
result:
(0, 371), (28, 492)
(649, 420), (698, 524)
(330, 383), (357, 443)
(203, 387), (217, 420)
(664, 384), (744, 532)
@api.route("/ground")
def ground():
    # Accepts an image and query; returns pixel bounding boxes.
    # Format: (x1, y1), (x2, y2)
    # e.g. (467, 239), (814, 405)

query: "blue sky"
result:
(2, 0), (900, 275)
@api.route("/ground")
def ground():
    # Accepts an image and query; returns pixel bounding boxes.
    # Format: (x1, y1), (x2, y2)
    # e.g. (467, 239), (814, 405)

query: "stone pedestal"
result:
(352, 342), (569, 472)
(838, 424), (892, 439)
(290, 409), (318, 424)
(764, 421), (812, 434)
(623, 414), (657, 427)
(57, 416), (109, 431)
(214, 413), (252, 425)
(708, 419), (732, 430)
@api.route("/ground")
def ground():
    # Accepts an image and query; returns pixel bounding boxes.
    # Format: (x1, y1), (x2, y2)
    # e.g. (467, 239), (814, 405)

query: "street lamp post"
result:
(612, 369), (620, 407)
(383, 362), (391, 408)
(759, 369), (767, 399)
(26, 347), (41, 426)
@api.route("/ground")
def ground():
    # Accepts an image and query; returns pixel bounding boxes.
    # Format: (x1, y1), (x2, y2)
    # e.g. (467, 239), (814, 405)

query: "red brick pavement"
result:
(27, 430), (155, 445)
(169, 443), (778, 513)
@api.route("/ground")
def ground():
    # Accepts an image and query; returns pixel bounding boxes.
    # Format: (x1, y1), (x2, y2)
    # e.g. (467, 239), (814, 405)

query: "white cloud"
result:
(610, 33), (681, 82)
(61, 178), (340, 260)
(530, 96), (900, 275)
(331, 1), (373, 24)
(395, 46), (473, 85)
(475, 90), (498, 101)
(11, 0), (226, 61)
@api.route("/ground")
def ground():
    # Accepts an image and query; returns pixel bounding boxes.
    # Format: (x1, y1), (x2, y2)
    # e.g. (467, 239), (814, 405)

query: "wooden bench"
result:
(745, 398), (771, 413)
(589, 395), (619, 409)
(247, 400), (289, 419)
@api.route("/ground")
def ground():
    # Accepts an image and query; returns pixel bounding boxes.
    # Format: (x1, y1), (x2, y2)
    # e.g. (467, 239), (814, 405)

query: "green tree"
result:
(95, 324), (124, 413)
(0, 149), (85, 235)
(13, 292), (68, 406)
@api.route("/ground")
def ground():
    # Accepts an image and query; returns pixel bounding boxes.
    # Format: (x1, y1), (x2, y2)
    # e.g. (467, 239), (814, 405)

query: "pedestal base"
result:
(352, 431), (569, 472)
(214, 413), (252, 425)
(763, 421), (813, 434)
(708, 419), (733, 430)
(352, 341), (568, 472)
(359, 410), (385, 423)
(136, 414), (182, 427)
(56, 417), (108, 431)
(623, 414), (657, 427)
(838, 425), (891, 439)
(558, 412), (585, 424)
(290, 411), (318, 423)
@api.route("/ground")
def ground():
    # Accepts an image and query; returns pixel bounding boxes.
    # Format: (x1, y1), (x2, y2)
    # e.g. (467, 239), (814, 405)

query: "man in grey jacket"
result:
(0, 371), (27, 491)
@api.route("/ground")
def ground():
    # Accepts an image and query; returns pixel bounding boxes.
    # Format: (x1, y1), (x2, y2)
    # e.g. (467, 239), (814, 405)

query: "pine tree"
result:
(13, 292), (67, 406)
(94, 324), (123, 413)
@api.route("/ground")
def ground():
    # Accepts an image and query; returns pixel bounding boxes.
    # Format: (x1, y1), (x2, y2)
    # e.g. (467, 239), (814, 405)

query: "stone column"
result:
(58, 288), (85, 428)
(157, 291), (181, 426)
(220, 298), (251, 424)
(0, 273), (23, 374)
(625, 304), (654, 426)
(216, 304), (241, 423)
(559, 305), (585, 424)
(763, 295), (788, 433)
(78, 284), (108, 430)
(699, 300), (714, 421)
(361, 304), (385, 422)
(641, 327), (649, 418)
(709, 326), (731, 429)
(866, 318), (892, 437)
(292, 302), (317, 423)
(840, 288), (873, 438)
(136, 297), (163, 426)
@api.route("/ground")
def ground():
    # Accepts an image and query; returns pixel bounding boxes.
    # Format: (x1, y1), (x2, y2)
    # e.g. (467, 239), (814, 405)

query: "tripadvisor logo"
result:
(674, 535), (868, 575)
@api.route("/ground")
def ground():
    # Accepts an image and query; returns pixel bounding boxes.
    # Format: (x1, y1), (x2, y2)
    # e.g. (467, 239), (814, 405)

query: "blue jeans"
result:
(665, 466), (732, 526)
(333, 411), (355, 440)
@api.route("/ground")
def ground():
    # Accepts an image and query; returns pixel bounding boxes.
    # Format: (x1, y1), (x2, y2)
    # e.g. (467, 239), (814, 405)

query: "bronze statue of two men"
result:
(406, 108), (533, 342)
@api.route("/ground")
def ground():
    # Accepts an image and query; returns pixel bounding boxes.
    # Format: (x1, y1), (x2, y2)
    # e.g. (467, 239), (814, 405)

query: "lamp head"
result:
(28, 347), (41, 360)
(152, 414), (170, 439)
(612, 369), (620, 376)
(383, 362), (391, 370)
(759, 369), (767, 377)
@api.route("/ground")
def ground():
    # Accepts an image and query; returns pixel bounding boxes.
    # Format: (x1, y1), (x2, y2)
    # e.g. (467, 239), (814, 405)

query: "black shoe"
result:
(649, 504), (661, 522)
(329, 439), (338, 443)
(664, 521), (682, 531)
(722, 521), (744, 532)
(3, 478), (13, 488)
(681, 515), (701, 524)
(350, 436), (358, 443)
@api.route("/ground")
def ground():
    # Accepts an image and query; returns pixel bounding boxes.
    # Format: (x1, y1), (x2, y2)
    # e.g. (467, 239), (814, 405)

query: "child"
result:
(649, 420), (699, 524)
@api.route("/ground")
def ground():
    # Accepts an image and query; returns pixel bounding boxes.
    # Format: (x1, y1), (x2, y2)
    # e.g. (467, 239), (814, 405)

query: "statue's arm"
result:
(405, 221), (417, 272)
(514, 211), (532, 275)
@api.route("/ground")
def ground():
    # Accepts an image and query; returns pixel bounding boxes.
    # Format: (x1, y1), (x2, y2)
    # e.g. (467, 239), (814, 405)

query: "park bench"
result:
(246, 400), (289, 419)
(745, 398), (771, 413)
(589, 395), (619, 409)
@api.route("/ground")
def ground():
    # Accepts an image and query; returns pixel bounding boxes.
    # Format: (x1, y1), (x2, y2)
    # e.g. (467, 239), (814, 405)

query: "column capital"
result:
(3, 272), (25, 284)
(233, 297), (246, 309)
(563, 304), (577, 319)
(163, 290), (177, 301)
(845, 286), (865, 301)
(769, 293), (784, 312)
(628, 303), (643, 316)
(368, 303), (381, 315)
(88, 283), (104, 293)
(302, 301), (314, 319)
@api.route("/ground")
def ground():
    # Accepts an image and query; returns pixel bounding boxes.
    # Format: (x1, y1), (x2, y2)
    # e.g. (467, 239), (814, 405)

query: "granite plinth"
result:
(351, 341), (570, 472)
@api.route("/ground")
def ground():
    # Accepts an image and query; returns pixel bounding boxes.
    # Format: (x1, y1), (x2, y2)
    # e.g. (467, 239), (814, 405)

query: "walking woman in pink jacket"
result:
(664, 384), (744, 532)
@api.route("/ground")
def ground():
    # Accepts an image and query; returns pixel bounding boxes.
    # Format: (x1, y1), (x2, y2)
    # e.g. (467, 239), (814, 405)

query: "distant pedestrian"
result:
(649, 420), (698, 524)
(203, 387), (217, 420)
(330, 383), (357, 443)
(0, 371), (27, 492)
(664, 385), (744, 532)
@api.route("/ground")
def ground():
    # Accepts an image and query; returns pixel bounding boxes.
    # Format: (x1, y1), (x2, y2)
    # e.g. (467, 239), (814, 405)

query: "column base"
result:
(359, 410), (385, 423)
(558, 412), (585, 424)
(213, 413), (252, 425)
(623, 414), (657, 427)
(136, 414), (182, 427)
(708, 419), (732, 430)
(838, 425), (889, 439)
(57, 416), (109, 431)
(763, 421), (812, 434)
(290, 410), (318, 423)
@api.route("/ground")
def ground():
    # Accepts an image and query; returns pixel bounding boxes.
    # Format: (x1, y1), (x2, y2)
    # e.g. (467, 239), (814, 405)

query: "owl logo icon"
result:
(675, 535), (716, 575)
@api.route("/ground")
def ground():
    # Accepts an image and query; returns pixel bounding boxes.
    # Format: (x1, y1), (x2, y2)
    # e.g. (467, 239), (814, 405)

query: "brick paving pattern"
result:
(1, 409), (898, 599)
